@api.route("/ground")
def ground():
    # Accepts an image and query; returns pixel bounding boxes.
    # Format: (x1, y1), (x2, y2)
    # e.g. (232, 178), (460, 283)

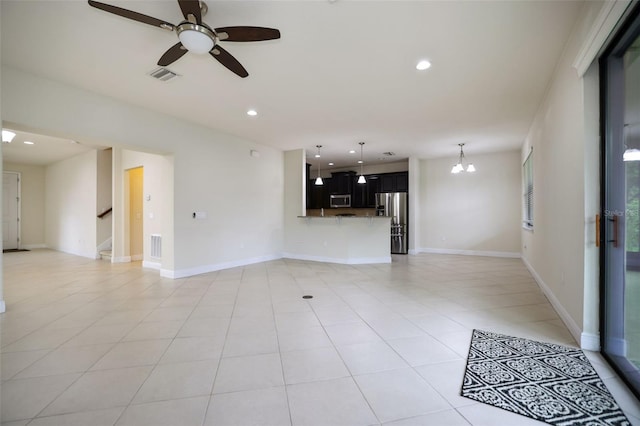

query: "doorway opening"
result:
(3, 172), (20, 250)
(126, 167), (144, 261)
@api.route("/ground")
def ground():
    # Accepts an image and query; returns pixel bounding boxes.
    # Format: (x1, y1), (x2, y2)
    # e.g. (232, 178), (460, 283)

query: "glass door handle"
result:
(596, 214), (600, 247)
(608, 215), (619, 248)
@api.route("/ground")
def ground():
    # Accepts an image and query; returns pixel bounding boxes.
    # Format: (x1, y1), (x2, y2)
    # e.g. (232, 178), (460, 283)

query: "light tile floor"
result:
(1, 249), (639, 425)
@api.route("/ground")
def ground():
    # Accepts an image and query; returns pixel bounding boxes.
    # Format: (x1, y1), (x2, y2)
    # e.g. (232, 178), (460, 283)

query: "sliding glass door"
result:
(601, 3), (640, 398)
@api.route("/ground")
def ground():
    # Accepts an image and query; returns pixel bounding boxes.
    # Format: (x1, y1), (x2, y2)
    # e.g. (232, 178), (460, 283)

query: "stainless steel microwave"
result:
(330, 194), (351, 208)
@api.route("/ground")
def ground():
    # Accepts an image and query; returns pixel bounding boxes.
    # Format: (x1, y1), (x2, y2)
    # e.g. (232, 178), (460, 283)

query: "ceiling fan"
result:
(88, 0), (280, 78)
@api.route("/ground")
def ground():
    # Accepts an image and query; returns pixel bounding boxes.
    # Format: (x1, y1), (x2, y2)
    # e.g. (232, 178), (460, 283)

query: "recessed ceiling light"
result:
(328, 162), (334, 166)
(24, 141), (34, 145)
(247, 109), (258, 116)
(2, 130), (16, 143)
(357, 160), (363, 164)
(349, 150), (356, 154)
(416, 60), (431, 71)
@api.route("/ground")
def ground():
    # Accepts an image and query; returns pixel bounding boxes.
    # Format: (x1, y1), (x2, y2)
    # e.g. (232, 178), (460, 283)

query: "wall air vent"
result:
(148, 67), (179, 82)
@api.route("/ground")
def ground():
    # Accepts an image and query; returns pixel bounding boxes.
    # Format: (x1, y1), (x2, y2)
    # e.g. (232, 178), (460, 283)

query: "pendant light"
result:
(314, 145), (323, 185)
(451, 143), (476, 174)
(358, 142), (366, 184)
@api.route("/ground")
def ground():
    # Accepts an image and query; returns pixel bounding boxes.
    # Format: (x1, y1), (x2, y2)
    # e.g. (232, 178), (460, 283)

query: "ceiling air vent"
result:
(382, 152), (395, 156)
(148, 67), (179, 82)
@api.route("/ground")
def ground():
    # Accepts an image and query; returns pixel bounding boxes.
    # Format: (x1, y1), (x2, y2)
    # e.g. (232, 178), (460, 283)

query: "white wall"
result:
(418, 150), (521, 256)
(2, 66), (284, 278)
(3, 162), (46, 248)
(521, 0), (607, 348)
(45, 150), (98, 258)
(408, 157), (421, 254)
(96, 148), (112, 249)
(171, 139), (283, 277)
(115, 149), (170, 269)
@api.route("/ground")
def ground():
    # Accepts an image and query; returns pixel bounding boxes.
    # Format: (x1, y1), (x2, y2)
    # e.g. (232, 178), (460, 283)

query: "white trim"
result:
(57, 248), (102, 260)
(112, 256), (131, 263)
(282, 252), (392, 265)
(22, 243), (46, 250)
(408, 249), (418, 255)
(581, 332), (600, 351)
(162, 254), (282, 279)
(573, 0), (632, 76)
(142, 260), (161, 270)
(521, 257), (583, 346)
(417, 247), (521, 259)
(0, 300), (5, 313)
(131, 254), (143, 261)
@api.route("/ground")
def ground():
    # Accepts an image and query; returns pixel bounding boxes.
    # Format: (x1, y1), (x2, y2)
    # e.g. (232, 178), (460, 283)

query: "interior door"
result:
(601, 5), (640, 398)
(3, 172), (20, 250)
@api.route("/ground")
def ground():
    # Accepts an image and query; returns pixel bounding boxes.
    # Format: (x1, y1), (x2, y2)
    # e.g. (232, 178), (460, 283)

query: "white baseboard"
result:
(142, 261), (161, 270)
(162, 254), (282, 279)
(282, 253), (391, 265)
(0, 299), (5, 313)
(581, 332), (600, 351)
(131, 254), (143, 261)
(418, 247), (521, 258)
(521, 257), (583, 347)
(22, 243), (46, 250)
(112, 256), (131, 263)
(56, 248), (102, 260)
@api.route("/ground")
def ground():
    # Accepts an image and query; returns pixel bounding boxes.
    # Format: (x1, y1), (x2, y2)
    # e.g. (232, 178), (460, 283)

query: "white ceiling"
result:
(1, 0), (583, 168)
(2, 129), (95, 166)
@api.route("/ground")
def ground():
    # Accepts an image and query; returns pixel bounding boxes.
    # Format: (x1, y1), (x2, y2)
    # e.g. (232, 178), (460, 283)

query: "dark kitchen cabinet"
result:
(380, 172), (408, 193)
(396, 172), (408, 192)
(305, 168), (407, 210)
(366, 175), (381, 207)
(353, 174), (381, 208)
(329, 171), (355, 195)
(352, 177), (367, 208)
(306, 163), (330, 209)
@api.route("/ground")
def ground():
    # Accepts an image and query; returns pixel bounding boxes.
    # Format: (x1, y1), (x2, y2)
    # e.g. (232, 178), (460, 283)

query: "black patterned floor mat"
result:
(461, 329), (630, 425)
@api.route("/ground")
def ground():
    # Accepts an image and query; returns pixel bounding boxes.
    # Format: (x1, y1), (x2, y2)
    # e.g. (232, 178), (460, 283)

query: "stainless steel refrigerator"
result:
(375, 192), (408, 254)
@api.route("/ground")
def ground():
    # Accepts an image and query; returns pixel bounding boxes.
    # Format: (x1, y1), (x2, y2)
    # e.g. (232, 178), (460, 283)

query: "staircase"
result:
(99, 250), (112, 262)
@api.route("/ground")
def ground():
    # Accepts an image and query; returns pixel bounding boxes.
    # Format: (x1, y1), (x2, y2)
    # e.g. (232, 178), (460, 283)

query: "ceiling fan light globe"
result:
(467, 164), (476, 172)
(177, 23), (216, 54)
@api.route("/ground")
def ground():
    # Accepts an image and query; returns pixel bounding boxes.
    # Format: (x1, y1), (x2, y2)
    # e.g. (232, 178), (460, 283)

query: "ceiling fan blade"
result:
(209, 45), (248, 78)
(158, 42), (188, 66)
(215, 26), (281, 42)
(88, 0), (175, 31)
(178, 0), (201, 24)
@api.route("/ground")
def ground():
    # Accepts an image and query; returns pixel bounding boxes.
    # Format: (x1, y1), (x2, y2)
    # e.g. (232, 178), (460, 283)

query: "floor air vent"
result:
(151, 234), (162, 258)
(148, 67), (179, 82)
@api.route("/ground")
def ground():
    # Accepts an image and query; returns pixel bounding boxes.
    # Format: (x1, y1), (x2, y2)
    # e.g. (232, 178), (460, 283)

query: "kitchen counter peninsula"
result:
(284, 214), (391, 264)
